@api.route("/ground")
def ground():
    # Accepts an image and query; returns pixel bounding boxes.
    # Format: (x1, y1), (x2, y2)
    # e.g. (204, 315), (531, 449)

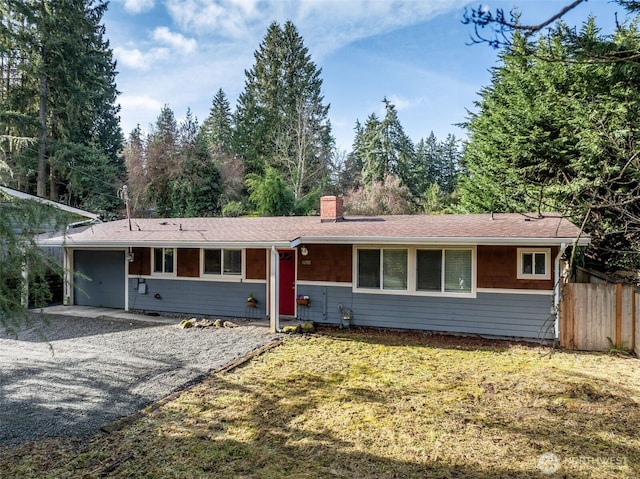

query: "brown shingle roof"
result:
(40, 212), (588, 248)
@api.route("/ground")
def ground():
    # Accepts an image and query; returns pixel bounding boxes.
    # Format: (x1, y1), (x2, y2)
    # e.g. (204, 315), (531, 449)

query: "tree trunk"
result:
(37, 73), (47, 198)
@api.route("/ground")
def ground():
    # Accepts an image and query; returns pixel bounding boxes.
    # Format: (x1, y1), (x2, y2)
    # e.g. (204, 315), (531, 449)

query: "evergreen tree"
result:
(0, 0), (124, 218)
(246, 165), (295, 216)
(352, 99), (415, 194)
(460, 22), (640, 271)
(412, 132), (462, 197)
(170, 110), (222, 217)
(438, 134), (462, 194)
(201, 88), (244, 209)
(0, 191), (68, 329)
(233, 21), (333, 205)
(123, 126), (147, 215)
(146, 105), (179, 217)
(201, 88), (233, 155)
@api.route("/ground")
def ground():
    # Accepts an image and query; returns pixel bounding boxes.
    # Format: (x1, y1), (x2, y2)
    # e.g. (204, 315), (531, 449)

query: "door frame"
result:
(277, 248), (297, 315)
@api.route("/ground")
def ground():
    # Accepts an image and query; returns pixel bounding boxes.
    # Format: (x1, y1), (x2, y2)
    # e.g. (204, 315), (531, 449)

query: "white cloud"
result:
(109, 0), (474, 141)
(114, 46), (170, 69)
(123, 0), (155, 14)
(114, 47), (145, 68)
(112, 29), (195, 70)
(152, 27), (197, 54)
(119, 94), (163, 111)
(387, 95), (423, 111)
(118, 94), (165, 132)
(163, 0), (469, 58)
(166, 0), (260, 40)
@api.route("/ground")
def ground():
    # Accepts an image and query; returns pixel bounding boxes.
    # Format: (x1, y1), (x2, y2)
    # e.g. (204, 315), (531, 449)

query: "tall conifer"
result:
(233, 21), (333, 204)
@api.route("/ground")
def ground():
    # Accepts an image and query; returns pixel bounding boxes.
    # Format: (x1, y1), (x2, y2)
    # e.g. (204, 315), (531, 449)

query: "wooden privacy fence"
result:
(560, 283), (639, 353)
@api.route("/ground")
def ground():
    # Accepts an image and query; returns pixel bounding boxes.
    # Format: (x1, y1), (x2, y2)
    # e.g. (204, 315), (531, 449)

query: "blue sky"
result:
(104, 0), (624, 151)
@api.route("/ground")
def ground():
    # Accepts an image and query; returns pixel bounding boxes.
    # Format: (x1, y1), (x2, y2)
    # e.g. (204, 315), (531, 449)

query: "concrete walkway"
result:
(33, 305), (180, 325)
(32, 305), (304, 329)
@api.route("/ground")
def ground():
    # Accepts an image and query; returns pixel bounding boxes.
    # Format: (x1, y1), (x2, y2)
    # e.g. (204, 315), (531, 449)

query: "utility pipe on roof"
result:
(554, 242), (567, 341)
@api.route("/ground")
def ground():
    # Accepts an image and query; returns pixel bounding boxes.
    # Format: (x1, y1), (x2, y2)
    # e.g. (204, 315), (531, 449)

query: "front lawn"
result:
(2, 328), (639, 478)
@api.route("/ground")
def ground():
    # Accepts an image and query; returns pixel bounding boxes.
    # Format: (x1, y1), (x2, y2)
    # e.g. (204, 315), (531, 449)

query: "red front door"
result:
(278, 250), (295, 315)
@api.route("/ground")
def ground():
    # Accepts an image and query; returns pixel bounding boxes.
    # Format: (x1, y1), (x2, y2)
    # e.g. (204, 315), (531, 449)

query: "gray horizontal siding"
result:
(296, 285), (554, 339)
(127, 279), (554, 339)
(128, 278), (267, 318)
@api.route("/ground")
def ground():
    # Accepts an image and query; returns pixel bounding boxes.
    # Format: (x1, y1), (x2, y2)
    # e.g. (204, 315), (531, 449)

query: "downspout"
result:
(269, 246), (280, 333)
(554, 242), (567, 340)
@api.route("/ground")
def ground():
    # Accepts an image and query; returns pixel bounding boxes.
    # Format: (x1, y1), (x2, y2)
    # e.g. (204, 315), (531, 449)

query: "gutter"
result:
(291, 236), (591, 247)
(36, 239), (293, 249)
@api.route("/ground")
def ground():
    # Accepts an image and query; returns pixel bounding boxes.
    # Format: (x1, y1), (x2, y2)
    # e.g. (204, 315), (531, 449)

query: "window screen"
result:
(163, 248), (174, 273)
(223, 249), (242, 274)
(383, 249), (408, 290)
(444, 249), (471, 293)
(154, 248), (174, 273)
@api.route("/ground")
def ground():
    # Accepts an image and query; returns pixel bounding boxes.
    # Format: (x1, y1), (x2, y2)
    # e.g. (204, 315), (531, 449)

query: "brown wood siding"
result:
(246, 248), (267, 280)
(297, 244), (352, 283)
(477, 245), (557, 290)
(177, 248), (200, 277)
(129, 247), (151, 276)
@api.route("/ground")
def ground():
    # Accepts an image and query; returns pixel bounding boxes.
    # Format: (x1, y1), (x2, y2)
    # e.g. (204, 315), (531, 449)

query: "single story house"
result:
(38, 196), (589, 339)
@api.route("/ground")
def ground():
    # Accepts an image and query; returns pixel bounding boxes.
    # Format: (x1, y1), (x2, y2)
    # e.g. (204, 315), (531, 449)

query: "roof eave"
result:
(1, 185), (99, 220)
(292, 236), (591, 246)
(38, 239), (293, 249)
(38, 235), (591, 249)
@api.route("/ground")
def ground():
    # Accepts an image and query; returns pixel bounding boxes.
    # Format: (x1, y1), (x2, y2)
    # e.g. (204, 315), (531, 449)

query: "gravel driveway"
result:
(0, 314), (279, 446)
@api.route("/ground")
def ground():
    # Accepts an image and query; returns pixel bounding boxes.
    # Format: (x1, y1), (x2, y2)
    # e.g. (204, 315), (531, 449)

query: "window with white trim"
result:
(417, 249), (472, 293)
(357, 248), (408, 291)
(517, 248), (551, 280)
(355, 247), (474, 295)
(203, 249), (242, 275)
(153, 248), (175, 274)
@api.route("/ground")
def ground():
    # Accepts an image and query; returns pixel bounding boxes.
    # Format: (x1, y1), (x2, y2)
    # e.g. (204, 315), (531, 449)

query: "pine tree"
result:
(0, 191), (69, 329)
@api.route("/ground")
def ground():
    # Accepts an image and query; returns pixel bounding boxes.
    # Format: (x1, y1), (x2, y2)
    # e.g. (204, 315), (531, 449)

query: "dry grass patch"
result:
(2, 328), (639, 478)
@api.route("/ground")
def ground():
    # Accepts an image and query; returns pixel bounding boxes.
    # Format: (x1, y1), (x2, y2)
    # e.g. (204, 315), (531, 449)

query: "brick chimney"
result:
(320, 195), (344, 222)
